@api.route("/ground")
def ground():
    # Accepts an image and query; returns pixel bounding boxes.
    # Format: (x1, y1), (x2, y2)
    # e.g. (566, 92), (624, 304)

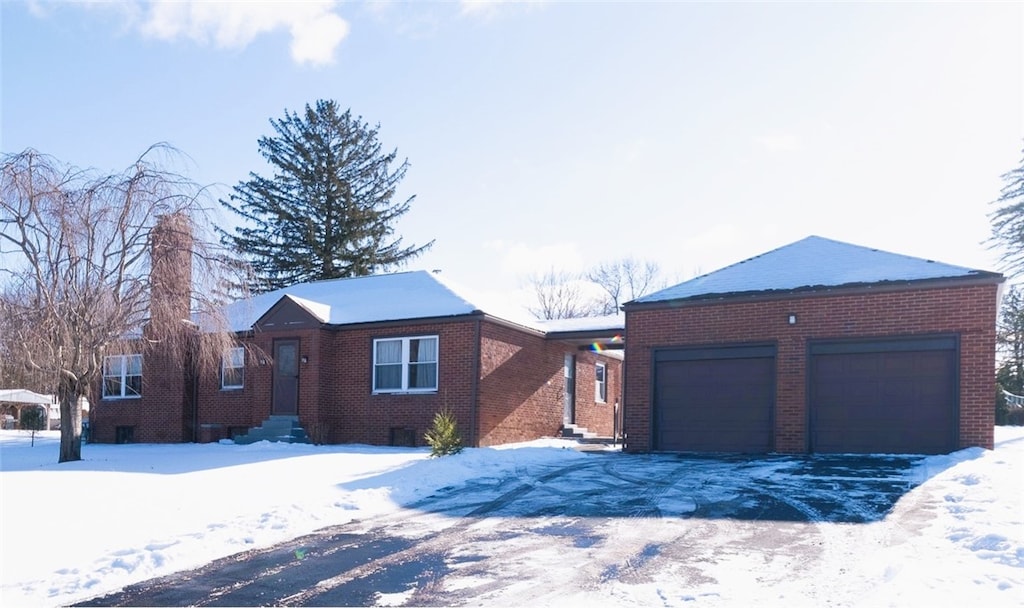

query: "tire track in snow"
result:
(270, 461), (588, 605)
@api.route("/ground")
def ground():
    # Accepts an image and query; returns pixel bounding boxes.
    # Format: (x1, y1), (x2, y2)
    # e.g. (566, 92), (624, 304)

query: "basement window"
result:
(102, 354), (142, 399)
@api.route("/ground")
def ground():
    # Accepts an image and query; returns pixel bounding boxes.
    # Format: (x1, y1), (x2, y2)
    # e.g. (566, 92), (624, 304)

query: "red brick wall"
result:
(188, 321), (475, 446)
(623, 283), (1000, 453)
(477, 321), (564, 446)
(92, 344), (190, 443)
(94, 315), (623, 448)
(476, 322), (621, 445)
(571, 351), (621, 437)
(191, 328), (325, 442)
(317, 320), (478, 447)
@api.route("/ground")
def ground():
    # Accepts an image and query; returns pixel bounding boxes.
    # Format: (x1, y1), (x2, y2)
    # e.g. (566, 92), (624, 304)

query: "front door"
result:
(272, 339), (299, 415)
(563, 354), (576, 426)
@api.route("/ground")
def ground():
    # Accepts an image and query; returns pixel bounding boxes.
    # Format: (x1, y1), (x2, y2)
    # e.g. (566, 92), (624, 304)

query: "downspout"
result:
(620, 310), (628, 451)
(190, 353), (199, 443)
(189, 333), (200, 443)
(470, 317), (481, 447)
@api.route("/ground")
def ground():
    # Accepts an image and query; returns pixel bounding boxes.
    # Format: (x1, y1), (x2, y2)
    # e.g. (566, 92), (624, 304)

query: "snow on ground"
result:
(1, 429), (1022, 607)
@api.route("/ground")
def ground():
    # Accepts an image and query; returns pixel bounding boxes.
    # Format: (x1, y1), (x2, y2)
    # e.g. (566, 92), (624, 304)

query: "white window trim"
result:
(102, 354), (143, 400)
(222, 346), (244, 390)
(595, 361), (607, 403)
(372, 335), (439, 394)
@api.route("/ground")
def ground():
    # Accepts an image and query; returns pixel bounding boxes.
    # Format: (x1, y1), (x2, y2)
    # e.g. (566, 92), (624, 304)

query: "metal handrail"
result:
(1002, 389), (1024, 409)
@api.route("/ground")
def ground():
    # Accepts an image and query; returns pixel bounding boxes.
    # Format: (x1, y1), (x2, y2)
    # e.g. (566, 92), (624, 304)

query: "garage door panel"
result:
(654, 352), (774, 453)
(810, 342), (956, 455)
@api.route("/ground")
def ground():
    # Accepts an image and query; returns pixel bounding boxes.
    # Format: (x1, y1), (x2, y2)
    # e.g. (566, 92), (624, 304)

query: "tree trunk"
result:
(57, 380), (83, 463)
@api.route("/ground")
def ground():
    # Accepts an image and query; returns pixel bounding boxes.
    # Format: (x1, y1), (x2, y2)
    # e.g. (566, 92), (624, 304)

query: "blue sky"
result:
(3, 1), (1022, 311)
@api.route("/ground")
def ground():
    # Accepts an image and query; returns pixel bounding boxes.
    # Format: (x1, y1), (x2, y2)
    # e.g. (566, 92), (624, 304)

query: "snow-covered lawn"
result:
(1, 428), (1022, 607)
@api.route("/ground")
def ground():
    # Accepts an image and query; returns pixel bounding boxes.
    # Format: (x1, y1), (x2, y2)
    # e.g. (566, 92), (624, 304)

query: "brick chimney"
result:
(149, 212), (193, 329)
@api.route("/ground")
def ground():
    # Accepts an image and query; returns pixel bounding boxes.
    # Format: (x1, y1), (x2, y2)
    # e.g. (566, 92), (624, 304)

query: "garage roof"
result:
(633, 236), (1002, 304)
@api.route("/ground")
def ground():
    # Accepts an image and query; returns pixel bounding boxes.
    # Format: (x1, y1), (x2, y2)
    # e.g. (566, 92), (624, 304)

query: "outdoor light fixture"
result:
(787, 314), (797, 325)
(301, 355), (309, 364)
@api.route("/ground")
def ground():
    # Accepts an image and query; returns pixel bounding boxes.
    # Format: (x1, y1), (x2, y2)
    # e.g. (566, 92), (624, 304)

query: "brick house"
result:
(622, 236), (1003, 455)
(91, 224), (623, 446)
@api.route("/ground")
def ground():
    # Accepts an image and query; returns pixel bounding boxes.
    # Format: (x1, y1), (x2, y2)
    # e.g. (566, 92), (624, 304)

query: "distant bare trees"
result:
(525, 257), (666, 320)
(0, 146), (241, 463)
(526, 268), (600, 320)
(586, 258), (664, 316)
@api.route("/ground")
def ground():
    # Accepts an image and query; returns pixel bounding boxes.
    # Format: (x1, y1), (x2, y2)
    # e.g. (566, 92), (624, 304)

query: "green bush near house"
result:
(425, 407), (463, 457)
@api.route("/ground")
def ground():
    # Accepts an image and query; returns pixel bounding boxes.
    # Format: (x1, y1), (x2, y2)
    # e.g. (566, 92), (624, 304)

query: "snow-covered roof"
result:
(282, 294), (332, 324)
(537, 313), (625, 334)
(634, 236), (1001, 304)
(225, 271), (486, 332)
(0, 389), (54, 405)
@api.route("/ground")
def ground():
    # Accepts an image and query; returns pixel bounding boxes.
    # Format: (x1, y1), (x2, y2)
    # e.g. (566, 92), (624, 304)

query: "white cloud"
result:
(54, 0), (350, 66)
(288, 10), (349, 65)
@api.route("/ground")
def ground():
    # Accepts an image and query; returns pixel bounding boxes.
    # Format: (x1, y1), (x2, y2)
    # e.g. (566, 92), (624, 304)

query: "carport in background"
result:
(652, 344), (776, 453)
(808, 336), (958, 455)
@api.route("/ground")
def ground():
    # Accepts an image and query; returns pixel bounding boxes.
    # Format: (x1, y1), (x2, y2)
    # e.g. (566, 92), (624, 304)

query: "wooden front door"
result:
(272, 339), (299, 415)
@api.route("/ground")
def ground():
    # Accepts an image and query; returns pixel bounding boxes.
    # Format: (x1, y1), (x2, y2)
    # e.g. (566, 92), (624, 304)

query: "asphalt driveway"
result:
(76, 451), (924, 607)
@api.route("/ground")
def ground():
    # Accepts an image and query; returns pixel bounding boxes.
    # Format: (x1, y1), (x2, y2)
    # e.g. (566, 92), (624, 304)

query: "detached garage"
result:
(623, 236), (1003, 455)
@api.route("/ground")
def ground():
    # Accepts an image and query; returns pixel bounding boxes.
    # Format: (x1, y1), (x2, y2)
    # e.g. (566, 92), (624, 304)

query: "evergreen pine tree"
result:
(424, 407), (463, 457)
(220, 100), (433, 293)
(19, 406), (45, 447)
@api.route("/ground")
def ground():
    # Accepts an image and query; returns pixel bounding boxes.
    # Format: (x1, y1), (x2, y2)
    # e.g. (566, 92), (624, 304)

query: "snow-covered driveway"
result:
(76, 451), (951, 607)
(5, 429), (1021, 607)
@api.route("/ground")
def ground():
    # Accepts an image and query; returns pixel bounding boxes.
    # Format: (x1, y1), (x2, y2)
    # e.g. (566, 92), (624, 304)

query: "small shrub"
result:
(424, 407), (463, 457)
(20, 406), (46, 447)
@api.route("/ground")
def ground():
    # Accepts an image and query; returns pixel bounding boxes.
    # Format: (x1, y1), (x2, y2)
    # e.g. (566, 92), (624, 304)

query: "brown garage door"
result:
(653, 344), (775, 453)
(809, 337), (957, 455)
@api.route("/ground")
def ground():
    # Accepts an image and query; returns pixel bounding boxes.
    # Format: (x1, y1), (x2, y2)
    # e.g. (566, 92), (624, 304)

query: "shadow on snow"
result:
(342, 449), (976, 524)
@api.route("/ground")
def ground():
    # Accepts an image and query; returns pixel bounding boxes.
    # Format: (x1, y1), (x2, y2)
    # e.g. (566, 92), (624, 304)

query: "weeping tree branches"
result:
(0, 146), (242, 463)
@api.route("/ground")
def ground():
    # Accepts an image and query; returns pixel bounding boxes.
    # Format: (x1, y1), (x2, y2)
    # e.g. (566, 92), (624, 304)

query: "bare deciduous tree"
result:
(586, 257), (665, 315)
(0, 147), (242, 463)
(525, 268), (601, 320)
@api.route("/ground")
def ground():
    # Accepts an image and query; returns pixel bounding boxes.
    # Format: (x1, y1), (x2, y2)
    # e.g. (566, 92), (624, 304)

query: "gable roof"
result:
(633, 236), (1002, 305)
(226, 271), (484, 332)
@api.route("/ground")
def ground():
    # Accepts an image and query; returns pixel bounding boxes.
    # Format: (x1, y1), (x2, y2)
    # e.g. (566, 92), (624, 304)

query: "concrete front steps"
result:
(558, 424), (620, 452)
(234, 415), (310, 445)
(559, 423), (613, 444)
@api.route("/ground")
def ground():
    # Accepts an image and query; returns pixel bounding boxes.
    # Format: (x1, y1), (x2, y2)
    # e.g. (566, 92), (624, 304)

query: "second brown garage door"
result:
(653, 344), (775, 453)
(809, 336), (958, 455)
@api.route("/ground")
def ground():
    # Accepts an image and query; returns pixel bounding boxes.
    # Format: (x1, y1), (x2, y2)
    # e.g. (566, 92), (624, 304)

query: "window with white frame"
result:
(103, 354), (142, 399)
(595, 362), (607, 403)
(222, 346), (244, 389)
(373, 336), (438, 392)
